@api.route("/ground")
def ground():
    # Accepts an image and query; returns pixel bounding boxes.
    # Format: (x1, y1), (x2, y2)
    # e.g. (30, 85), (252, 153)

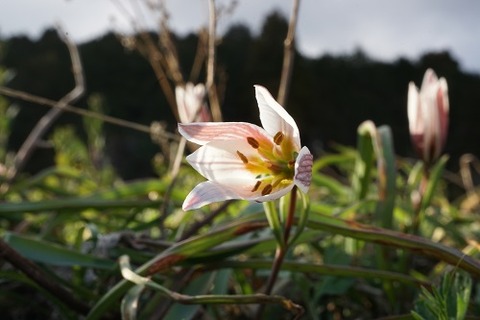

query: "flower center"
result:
(237, 131), (297, 195)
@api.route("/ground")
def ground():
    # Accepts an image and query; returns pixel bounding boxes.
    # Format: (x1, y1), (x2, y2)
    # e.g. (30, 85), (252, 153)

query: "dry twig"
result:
(206, 0), (223, 122)
(5, 28), (84, 185)
(277, 0), (301, 106)
(0, 86), (179, 139)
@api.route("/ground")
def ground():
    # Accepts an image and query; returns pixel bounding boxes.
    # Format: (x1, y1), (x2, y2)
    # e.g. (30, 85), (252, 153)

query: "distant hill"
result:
(2, 12), (480, 179)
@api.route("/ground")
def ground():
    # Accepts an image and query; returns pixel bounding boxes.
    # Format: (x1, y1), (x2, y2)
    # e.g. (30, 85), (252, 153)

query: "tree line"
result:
(2, 12), (480, 179)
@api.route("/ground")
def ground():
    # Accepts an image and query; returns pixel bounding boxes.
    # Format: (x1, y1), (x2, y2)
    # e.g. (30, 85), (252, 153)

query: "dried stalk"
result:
(112, 0), (178, 116)
(0, 86), (179, 139)
(206, 0), (223, 122)
(277, 0), (301, 106)
(5, 28), (84, 184)
(189, 29), (208, 83)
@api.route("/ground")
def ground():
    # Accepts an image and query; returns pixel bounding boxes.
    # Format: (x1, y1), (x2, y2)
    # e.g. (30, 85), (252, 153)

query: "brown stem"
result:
(255, 187), (298, 319)
(283, 186), (298, 243)
(277, 0), (301, 106)
(255, 246), (286, 320)
(0, 237), (90, 315)
(0, 86), (168, 137)
(6, 27), (84, 184)
(206, 0), (223, 122)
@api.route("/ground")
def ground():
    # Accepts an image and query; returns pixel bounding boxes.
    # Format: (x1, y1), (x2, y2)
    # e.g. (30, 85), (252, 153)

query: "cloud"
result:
(296, 0), (480, 72)
(0, 0), (479, 73)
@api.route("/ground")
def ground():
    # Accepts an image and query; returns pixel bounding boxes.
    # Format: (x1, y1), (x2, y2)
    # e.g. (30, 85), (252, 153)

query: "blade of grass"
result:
(306, 214), (480, 277)
(200, 259), (431, 288)
(0, 198), (162, 214)
(353, 120), (376, 200)
(3, 232), (116, 270)
(86, 219), (269, 320)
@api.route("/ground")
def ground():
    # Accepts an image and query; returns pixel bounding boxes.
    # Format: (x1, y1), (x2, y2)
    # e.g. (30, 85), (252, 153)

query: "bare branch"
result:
(277, 0), (301, 106)
(206, 0), (216, 90)
(206, 0), (223, 122)
(6, 27), (85, 183)
(0, 86), (178, 140)
(112, 0), (178, 117)
(189, 29), (208, 83)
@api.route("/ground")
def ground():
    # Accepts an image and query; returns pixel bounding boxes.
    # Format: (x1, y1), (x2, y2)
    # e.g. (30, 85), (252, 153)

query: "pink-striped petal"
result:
(182, 181), (240, 210)
(294, 146), (313, 193)
(178, 122), (269, 145)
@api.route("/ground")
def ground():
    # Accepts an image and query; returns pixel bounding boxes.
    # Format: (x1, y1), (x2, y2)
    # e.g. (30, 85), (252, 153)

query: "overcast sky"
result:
(1, 0), (479, 74)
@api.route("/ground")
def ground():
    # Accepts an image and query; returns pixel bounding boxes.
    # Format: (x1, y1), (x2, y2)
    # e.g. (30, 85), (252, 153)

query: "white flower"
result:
(175, 83), (210, 123)
(408, 69), (449, 163)
(179, 85), (313, 210)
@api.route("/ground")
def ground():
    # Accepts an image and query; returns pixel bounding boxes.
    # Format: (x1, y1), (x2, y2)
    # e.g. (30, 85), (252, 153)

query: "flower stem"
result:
(283, 186), (298, 243)
(256, 187), (298, 319)
(411, 165), (429, 235)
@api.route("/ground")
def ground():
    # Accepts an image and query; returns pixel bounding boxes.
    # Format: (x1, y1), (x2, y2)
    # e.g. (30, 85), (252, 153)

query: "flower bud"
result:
(407, 69), (449, 164)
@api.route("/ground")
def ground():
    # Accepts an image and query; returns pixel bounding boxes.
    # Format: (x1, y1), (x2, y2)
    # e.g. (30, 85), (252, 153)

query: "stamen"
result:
(268, 163), (282, 173)
(236, 151), (249, 164)
(272, 178), (284, 188)
(247, 137), (260, 149)
(273, 131), (284, 145)
(261, 184), (273, 196)
(251, 181), (261, 192)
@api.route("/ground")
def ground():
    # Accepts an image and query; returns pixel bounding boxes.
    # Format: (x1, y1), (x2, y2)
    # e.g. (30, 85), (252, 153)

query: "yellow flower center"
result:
(237, 131), (297, 195)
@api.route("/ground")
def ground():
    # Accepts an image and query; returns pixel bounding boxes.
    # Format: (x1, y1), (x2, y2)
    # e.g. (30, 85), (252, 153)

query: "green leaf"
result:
(420, 155), (449, 212)
(306, 213), (480, 278)
(374, 125), (396, 230)
(3, 232), (116, 270)
(353, 120), (376, 200)
(162, 272), (215, 320)
(121, 284), (145, 320)
(263, 201), (284, 247)
(312, 173), (350, 198)
(0, 198), (162, 214)
(87, 219), (269, 320)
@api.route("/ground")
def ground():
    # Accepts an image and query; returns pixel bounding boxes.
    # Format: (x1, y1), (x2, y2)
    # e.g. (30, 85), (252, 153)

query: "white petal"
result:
(178, 122), (269, 145)
(253, 184), (294, 202)
(420, 69), (438, 90)
(407, 82), (420, 134)
(186, 139), (262, 192)
(192, 83), (206, 97)
(438, 78), (449, 113)
(175, 86), (190, 123)
(176, 83), (206, 123)
(254, 85), (301, 147)
(182, 181), (239, 210)
(294, 146), (313, 193)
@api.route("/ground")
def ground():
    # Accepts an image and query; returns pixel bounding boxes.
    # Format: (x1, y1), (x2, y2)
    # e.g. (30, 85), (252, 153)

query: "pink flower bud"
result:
(407, 69), (449, 164)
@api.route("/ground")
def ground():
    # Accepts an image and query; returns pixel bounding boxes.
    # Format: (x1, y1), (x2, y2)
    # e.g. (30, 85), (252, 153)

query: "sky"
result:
(1, 0), (479, 74)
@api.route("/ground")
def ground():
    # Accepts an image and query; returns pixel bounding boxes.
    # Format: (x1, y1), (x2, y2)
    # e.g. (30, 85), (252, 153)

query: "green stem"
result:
(256, 187), (298, 319)
(411, 166), (429, 235)
(283, 186), (297, 243)
(120, 255), (304, 319)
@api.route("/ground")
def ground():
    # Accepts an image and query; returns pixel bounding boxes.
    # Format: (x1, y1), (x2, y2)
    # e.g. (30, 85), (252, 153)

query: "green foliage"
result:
(412, 271), (472, 320)
(1, 94), (479, 318)
(1, 11), (480, 320)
